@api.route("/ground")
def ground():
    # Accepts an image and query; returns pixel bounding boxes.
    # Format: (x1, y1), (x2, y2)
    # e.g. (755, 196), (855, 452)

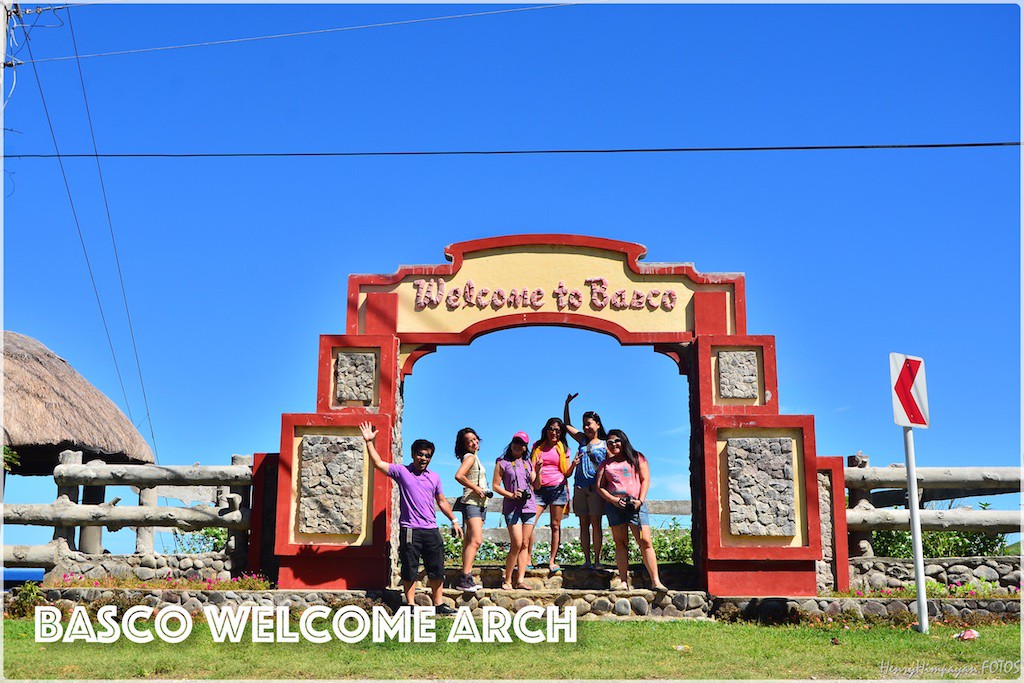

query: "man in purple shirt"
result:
(359, 421), (462, 614)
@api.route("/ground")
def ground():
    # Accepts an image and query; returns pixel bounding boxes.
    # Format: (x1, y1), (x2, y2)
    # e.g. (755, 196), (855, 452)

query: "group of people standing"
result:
(358, 392), (667, 613)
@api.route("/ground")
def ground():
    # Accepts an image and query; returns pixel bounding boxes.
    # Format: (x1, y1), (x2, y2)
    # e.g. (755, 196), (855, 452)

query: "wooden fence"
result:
(4, 450), (252, 569)
(844, 454), (1021, 557)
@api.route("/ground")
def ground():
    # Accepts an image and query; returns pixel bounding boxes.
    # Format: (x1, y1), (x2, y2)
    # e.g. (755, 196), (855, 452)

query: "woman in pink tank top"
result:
(597, 428), (667, 592)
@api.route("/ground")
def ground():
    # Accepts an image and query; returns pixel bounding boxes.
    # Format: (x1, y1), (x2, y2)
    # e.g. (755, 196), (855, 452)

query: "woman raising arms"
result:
(597, 429), (668, 592)
(491, 431), (536, 590)
(563, 393), (609, 569)
(529, 417), (575, 574)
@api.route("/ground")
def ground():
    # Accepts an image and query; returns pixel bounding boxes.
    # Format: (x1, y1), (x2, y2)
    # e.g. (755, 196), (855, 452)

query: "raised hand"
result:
(565, 392), (579, 404)
(358, 421), (377, 442)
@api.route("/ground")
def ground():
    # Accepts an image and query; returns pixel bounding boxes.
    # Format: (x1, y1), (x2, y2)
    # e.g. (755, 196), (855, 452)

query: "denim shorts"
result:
(461, 503), (487, 523)
(536, 483), (569, 507)
(503, 509), (536, 526)
(605, 501), (650, 527)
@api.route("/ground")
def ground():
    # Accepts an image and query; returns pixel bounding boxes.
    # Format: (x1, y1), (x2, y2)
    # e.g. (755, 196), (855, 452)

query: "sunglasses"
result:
(512, 440), (527, 447)
(606, 438), (622, 446)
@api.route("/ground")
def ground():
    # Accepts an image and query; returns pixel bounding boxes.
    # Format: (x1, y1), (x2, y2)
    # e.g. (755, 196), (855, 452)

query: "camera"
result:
(516, 489), (531, 501)
(619, 494), (635, 508)
(484, 490), (494, 499)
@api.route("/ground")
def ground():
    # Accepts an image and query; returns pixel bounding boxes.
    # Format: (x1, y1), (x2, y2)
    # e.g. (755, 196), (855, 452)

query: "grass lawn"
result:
(4, 618), (1021, 679)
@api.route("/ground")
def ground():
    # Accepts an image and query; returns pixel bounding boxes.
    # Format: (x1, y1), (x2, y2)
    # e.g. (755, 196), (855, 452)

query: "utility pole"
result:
(1, 2), (11, 89)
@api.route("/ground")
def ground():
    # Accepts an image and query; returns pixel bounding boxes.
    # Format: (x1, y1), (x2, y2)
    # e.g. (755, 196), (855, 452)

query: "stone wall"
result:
(298, 435), (364, 535)
(49, 551), (235, 583)
(389, 383), (404, 588)
(13, 587), (1015, 624)
(727, 437), (795, 536)
(334, 352), (375, 404)
(713, 596), (1019, 623)
(816, 471), (835, 592)
(16, 586), (710, 621)
(850, 556), (1021, 592)
(718, 350), (758, 398)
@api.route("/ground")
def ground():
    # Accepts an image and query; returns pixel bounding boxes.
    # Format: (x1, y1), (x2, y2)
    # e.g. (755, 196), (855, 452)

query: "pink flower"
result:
(93, 581), (99, 586)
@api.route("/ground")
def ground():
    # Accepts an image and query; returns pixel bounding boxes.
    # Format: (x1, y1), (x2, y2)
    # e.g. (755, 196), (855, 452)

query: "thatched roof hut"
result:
(3, 331), (154, 475)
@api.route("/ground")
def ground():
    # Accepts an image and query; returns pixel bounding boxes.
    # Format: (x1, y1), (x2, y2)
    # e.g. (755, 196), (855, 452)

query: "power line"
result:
(66, 6), (160, 466)
(18, 4), (575, 64)
(22, 26), (136, 424)
(5, 141), (1020, 160)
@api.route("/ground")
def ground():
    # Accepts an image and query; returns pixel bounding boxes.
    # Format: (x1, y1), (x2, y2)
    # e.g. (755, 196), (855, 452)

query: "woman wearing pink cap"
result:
(492, 431), (536, 590)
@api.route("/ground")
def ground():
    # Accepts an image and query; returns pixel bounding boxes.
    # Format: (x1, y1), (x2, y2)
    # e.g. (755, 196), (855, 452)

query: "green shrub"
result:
(872, 529), (1005, 558)
(7, 581), (45, 619)
(172, 528), (228, 554)
(3, 445), (19, 472)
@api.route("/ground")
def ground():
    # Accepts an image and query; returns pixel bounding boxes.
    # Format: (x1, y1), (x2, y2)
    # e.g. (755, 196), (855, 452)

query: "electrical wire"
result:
(22, 24), (137, 425)
(66, 6), (160, 467)
(19, 4), (576, 64)
(5, 141), (1019, 160)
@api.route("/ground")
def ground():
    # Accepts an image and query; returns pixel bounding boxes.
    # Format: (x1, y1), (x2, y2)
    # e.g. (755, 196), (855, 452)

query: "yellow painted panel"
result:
(290, 426), (373, 547)
(358, 245), (735, 336)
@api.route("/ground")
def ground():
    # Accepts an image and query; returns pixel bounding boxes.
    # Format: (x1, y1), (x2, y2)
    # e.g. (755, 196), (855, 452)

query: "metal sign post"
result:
(890, 352), (930, 634)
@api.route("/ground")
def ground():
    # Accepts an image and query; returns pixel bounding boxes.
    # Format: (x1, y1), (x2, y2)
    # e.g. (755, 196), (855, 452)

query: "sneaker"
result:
(581, 561), (594, 570)
(610, 578), (629, 591)
(435, 604), (458, 616)
(455, 573), (480, 592)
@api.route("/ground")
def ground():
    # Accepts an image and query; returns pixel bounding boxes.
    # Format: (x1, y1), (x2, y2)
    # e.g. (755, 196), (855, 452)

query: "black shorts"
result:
(398, 527), (445, 582)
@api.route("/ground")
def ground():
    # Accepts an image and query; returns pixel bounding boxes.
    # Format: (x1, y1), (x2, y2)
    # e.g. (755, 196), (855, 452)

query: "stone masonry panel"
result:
(298, 435), (364, 535)
(719, 350), (759, 399)
(335, 352), (376, 403)
(727, 437), (795, 536)
(816, 471), (835, 591)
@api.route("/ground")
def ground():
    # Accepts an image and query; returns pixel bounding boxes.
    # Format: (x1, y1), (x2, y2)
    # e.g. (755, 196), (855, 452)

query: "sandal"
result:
(548, 565), (562, 574)
(501, 581), (514, 591)
(514, 582), (530, 590)
(652, 583), (669, 593)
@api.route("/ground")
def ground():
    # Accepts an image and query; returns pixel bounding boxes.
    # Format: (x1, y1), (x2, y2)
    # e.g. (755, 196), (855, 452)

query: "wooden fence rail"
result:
(53, 464), (252, 487)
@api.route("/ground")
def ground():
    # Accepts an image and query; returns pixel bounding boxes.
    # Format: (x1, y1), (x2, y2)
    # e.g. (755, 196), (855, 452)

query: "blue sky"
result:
(3, 3), (1019, 554)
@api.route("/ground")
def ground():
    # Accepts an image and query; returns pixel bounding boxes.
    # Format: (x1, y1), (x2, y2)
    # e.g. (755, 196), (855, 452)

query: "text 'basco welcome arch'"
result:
(251, 235), (849, 597)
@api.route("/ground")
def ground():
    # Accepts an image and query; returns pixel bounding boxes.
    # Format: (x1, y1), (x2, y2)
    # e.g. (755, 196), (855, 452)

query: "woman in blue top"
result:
(564, 392), (609, 570)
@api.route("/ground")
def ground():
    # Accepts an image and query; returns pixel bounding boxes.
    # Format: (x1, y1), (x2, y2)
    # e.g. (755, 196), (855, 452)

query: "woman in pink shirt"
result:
(528, 417), (578, 573)
(597, 428), (667, 592)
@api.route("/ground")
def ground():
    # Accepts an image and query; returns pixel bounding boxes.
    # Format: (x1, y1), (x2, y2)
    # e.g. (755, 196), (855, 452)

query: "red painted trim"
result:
(247, 452), (274, 573)
(278, 556), (391, 590)
(365, 293), (399, 336)
(702, 414), (822, 561)
(345, 234), (747, 337)
(695, 335), (780, 416)
(401, 344), (437, 377)
(275, 412), (393, 559)
(706, 560), (818, 597)
(316, 335), (400, 413)
(694, 291), (730, 336)
(733, 277), (748, 336)
(365, 312), (695, 348)
(652, 344), (689, 375)
(819, 456), (850, 592)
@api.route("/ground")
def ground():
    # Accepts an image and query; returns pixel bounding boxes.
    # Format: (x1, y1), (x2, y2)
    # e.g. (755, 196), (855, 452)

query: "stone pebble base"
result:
(714, 596), (1020, 623)
(21, 588), (711, 621)
(850, 556), (1020, 592)
(9, 587), (1018, 623)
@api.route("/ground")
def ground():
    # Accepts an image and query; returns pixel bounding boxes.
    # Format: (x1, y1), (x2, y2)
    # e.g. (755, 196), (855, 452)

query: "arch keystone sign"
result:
(250, 234), (849, 598)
